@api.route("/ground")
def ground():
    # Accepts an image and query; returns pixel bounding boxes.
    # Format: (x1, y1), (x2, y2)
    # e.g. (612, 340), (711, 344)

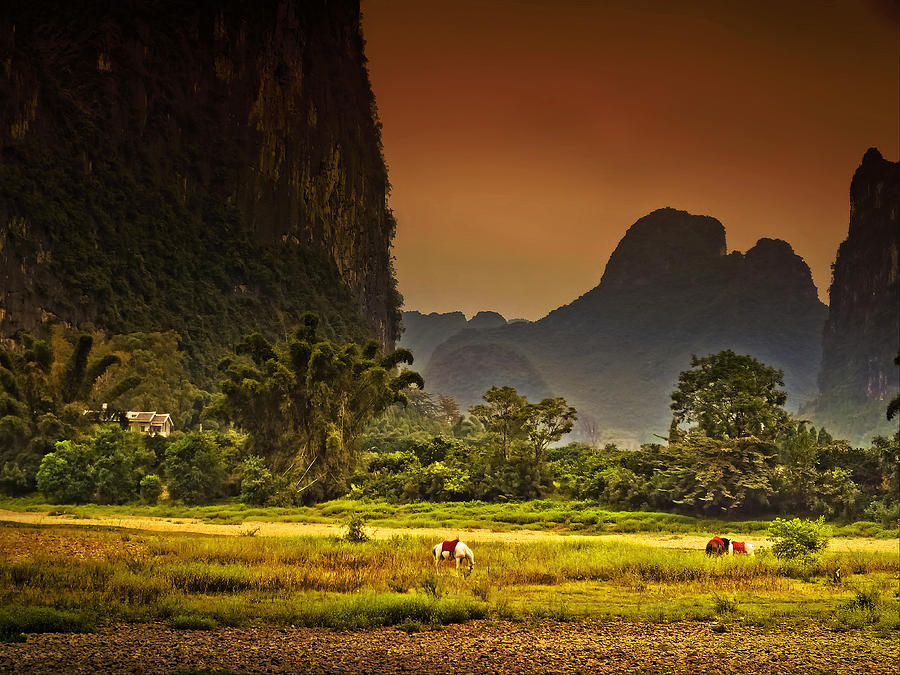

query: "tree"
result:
(34, 426), (155, 504)
(524, 397), (577, 464)
(217, 314), (423, 502)
(0, 329), (141, 491)
(665, 436), (778, 515)
(768, 516), (830, 561)
(887, 349), (900, 421)
(670, 350), (789, 440)
(164, 432), (226, 504)
(469, 386), (530, 460)
(35, 441), (96, 503)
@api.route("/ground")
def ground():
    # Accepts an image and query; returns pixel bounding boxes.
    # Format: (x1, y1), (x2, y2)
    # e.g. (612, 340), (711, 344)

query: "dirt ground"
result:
(0, 620), (896, 674)
(1, 508), (896, 552)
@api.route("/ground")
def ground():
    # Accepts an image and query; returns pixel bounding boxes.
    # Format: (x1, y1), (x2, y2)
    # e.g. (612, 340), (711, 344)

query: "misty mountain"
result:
(399, 310), (513, 371)
(424, 207), (827, 446)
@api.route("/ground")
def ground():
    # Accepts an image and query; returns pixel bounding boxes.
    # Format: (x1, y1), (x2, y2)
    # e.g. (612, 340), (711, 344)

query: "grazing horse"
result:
(729, 541), (755, 555)
(705, 536), (731, 556)
(432, 538), (475, 574)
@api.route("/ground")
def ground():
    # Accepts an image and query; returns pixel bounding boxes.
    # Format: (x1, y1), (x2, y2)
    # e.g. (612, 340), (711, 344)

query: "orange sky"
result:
(361, 0), (899, 320)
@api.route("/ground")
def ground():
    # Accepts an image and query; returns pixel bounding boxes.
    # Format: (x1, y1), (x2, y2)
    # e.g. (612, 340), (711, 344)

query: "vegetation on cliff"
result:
(0, 0), (400, 382)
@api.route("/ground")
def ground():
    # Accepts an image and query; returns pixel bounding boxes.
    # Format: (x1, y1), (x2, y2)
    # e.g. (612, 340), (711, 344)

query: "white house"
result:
(126, 411), (174, 437)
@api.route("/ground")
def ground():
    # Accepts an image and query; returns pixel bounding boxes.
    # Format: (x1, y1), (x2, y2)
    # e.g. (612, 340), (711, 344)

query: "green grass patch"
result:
(0, 605), (96, 636)
(168, 614), (218, 630)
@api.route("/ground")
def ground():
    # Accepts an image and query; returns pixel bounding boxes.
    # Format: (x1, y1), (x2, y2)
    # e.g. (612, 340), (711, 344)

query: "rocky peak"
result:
(600, 207), (726, 287)
(467, 311), (507, 331)
(803, 148), (899, 443)
(744, 238), (819, 302)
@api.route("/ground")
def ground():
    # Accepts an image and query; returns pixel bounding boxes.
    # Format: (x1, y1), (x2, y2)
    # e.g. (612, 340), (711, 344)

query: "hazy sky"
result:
(362, 0), (899, 321)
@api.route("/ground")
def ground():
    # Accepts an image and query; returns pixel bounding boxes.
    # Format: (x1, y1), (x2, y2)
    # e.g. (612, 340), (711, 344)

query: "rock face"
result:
(803, 148), (900, 443)
(426, 208), (827, 445)
(0, 0), (399, 376)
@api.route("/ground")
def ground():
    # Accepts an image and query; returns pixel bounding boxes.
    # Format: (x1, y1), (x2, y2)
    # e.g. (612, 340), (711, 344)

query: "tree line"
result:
(1, 321), (897, 528)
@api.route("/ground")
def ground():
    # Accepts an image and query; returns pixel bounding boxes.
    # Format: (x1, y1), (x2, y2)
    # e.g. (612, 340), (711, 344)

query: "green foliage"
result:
(768, 517), (831, 561)
(666, 436), (778, 515)
(90, 427), (156, 504)
(0, 462), (32, 496)
(217, 317), (422, 503)
(0, 605), (96, 637)
(239, 456), (276, 507)
(35, 441), (96, 503)
(140, 474), (163, 505)
(470, 386), (530, 460)
(344, 515), (371, 543)
(35, 426), (156, 504)
(164, 432), (226, 505)
(671, 350), (789, 440)
(0, 328), (147, 491)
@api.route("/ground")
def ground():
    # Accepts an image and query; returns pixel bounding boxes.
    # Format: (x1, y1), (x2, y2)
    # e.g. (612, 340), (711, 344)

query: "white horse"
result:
(432, 539), (475, 574)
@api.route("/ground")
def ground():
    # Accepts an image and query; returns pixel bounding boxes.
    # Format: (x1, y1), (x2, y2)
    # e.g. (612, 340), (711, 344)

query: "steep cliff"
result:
(0, 0), (399, 377)
(802, 148), (900, 443)
(426, 208), (827, 444)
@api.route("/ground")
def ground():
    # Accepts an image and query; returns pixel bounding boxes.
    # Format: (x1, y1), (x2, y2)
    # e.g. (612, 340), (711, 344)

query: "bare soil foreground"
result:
(1, 620), (897, 674)
(1, 509), (895, 552)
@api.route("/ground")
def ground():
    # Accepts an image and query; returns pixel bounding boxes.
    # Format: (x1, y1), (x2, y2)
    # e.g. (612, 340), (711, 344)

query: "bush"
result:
(240, 455), (275, 506)
(0, 461), (34, 496)
(35, 441), (96, 503)
(768, 516), (831, 561)
(164, 432), (225, 504)
(91, 427), (155, 504)
(140, 474), (163, 504)
(344, 514), (370, 543)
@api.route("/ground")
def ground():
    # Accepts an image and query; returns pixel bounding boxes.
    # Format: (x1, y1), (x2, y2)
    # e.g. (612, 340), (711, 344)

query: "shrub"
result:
(0, 461), (34, 496)
(240, 455), (275, 506)
(164, 432), (225, 504)
(768, 516), (831, 561)
(36, 441), (96, 503)
(91, 427), (155, 504)
(140, 474), (163, 504)
(344, 514), (370, 543)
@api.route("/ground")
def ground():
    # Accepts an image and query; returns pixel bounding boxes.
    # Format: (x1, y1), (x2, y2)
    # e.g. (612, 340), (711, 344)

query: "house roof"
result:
(126, 411), (173, 426)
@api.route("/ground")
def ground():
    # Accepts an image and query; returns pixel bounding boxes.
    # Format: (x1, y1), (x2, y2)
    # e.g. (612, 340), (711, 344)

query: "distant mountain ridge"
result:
(399, 310), (512, 371)
(802, 148), (899, 444)
(423, 207), (827, 445)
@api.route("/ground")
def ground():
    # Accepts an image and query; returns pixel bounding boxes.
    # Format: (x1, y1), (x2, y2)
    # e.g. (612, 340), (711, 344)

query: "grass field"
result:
(2, 495), (897, 538)
(0, 517), (897, 642)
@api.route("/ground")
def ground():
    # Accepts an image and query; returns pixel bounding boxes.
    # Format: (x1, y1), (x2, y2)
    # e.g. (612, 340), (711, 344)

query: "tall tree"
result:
(525, 397), (577, 464)
(670, 350), (789, 440)
(469, 386), (530, 460)
(217, 314), (422, 502)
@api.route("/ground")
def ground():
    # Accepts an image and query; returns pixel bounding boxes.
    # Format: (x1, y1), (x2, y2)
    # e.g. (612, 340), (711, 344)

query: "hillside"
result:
(0, 0), (399, 380)
(802, 148), (900, 444)
(425, 208), (827, 445)
(398, 310), (510, 371)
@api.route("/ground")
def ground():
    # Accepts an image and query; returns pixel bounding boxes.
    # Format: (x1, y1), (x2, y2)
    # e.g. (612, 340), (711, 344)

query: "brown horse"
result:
(705, 536), (731, 556)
